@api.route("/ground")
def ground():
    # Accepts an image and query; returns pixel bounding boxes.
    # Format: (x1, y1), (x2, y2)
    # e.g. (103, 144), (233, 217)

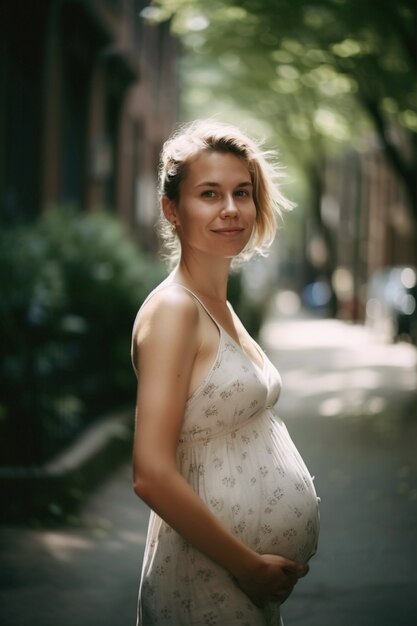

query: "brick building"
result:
(320, 139), (415, 321)
(0, 0), (179, 243)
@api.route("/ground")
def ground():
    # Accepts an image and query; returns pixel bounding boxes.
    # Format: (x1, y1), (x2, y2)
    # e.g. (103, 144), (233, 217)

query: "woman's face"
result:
(169, 151), (257, 259)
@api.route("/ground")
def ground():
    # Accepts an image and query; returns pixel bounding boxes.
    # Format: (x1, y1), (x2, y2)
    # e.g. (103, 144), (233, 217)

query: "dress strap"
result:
(170, 284), (221, 332)
(133, 282), (221, 334)
(131, 282), (222, 377)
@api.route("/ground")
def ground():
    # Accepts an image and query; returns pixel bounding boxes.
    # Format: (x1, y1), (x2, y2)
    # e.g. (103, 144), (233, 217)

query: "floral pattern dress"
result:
(133, 286), (320, 626)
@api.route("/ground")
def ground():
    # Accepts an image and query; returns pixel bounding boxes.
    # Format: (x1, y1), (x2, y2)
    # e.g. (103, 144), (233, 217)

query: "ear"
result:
(162, 195), (179, 227)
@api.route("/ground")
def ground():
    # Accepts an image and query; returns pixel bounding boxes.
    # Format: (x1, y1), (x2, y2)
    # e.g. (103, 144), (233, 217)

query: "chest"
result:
(185, 335), (280, 428)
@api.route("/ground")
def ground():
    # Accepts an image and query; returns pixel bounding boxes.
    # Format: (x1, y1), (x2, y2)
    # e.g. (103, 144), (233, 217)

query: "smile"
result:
(212, 228), (245, 236)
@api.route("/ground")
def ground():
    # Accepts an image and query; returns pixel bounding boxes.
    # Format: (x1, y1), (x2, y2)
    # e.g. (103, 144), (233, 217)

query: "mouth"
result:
(212, 228), (245, 236)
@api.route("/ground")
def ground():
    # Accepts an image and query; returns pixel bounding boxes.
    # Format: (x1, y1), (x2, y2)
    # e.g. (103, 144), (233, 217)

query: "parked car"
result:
(365, 266), (417, 343)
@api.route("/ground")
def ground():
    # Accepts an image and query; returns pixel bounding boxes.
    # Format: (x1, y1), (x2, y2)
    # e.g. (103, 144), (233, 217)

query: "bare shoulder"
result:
(133, 284), (200, 348)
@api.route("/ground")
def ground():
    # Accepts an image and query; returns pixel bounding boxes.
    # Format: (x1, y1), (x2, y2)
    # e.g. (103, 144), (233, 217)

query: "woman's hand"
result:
(236, 554), (309, 607)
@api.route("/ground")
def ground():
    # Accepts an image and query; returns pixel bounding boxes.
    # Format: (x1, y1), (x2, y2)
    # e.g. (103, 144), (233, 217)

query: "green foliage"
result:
(0, 210), (166, 465)
(149, 0), (416, 212)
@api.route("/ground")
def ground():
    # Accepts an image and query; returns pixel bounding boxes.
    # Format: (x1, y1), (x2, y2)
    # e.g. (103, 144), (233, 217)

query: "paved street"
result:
(260, 309), (417, 626)
(1, 307), (417, 626)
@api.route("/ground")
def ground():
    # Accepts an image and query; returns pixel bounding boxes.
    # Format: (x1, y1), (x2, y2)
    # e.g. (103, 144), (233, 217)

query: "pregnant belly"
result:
(254, 412), (321, 563)
(204, 466), (320, 565)
(254, 477), (320, 563)
(183, 412), (320, 564)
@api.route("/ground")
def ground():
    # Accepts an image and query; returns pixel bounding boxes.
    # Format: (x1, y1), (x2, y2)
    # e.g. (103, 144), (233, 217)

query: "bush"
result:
(0, 210), (165, 465)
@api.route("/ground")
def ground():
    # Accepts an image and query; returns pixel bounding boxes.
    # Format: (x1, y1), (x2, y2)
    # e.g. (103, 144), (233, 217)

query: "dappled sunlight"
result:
(283, 368), (381, 395)
(275, 290), (301, 316)
(25, 466), (149, 567)
(319, 396), (348, 417)
(261, 316), (417, 420)
(331, 343), (417, 371)
(32, 524), (145, 567)
(262, 318), (376, 349)
(38, 532), (93, 563)
(118, 529), (147, 546)
(318, 393), (388, 419)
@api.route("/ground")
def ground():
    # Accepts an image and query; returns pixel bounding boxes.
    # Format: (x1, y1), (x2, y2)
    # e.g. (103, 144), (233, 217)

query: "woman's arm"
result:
(132, 287), (307, 605)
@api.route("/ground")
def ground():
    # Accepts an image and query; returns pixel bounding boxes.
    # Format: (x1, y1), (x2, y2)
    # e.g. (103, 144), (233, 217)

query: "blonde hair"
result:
(157, 119), (293, 265)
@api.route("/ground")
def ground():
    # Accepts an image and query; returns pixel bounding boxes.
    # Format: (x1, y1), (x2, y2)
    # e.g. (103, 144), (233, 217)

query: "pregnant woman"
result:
(131, 120), (320, 625)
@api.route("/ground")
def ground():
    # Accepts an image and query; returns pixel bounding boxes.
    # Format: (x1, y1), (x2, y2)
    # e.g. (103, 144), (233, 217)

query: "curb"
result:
(0, 409), (133, 523)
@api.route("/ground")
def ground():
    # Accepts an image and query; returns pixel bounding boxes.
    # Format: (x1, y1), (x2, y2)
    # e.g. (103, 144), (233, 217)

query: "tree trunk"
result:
(307, 164), (339, 318)
(362, 97), (417, 222)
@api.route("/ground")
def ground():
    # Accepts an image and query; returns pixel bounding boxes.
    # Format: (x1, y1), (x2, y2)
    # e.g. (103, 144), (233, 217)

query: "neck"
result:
(173, 253), (231, 303)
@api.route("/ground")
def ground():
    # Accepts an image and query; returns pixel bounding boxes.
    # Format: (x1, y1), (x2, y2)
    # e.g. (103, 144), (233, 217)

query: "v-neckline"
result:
(220, 326), (266, 374)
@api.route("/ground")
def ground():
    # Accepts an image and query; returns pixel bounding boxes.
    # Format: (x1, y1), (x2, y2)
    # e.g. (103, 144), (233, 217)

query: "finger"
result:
(296, 564), (310, 578)
(282, 558), (307, 574)
(284, 562), (309, 578)
(281, 556), (303, 567)
(283, 572), (299, 586)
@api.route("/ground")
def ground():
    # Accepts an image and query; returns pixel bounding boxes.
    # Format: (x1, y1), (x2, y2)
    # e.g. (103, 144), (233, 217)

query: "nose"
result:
(220, 194), (238, 218)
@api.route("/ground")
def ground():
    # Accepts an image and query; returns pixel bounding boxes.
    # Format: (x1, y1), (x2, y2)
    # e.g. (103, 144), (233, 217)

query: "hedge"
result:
(0, 209), (165, 465)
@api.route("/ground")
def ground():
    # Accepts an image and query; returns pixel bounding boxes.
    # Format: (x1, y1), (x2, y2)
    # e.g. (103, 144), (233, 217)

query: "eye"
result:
(235, 189), (250, 198)
(201, 190), (217, 198)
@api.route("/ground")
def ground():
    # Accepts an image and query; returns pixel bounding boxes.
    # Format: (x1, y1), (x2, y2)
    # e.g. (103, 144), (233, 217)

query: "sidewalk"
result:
(261, 311), (417, 422)
(260, 310), (417, 626)
(1, 310), (416, 626)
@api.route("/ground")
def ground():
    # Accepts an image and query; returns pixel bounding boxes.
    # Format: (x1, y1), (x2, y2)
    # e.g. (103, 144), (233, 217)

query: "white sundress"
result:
(133, 285), (320, 626)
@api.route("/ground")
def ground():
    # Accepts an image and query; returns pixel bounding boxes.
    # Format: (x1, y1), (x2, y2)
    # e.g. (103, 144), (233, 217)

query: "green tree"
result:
(146, 0), (416, 229)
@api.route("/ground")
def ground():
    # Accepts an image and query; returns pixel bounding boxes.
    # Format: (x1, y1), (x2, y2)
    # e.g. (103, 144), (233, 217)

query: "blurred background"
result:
(0, 1), (416, 625)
